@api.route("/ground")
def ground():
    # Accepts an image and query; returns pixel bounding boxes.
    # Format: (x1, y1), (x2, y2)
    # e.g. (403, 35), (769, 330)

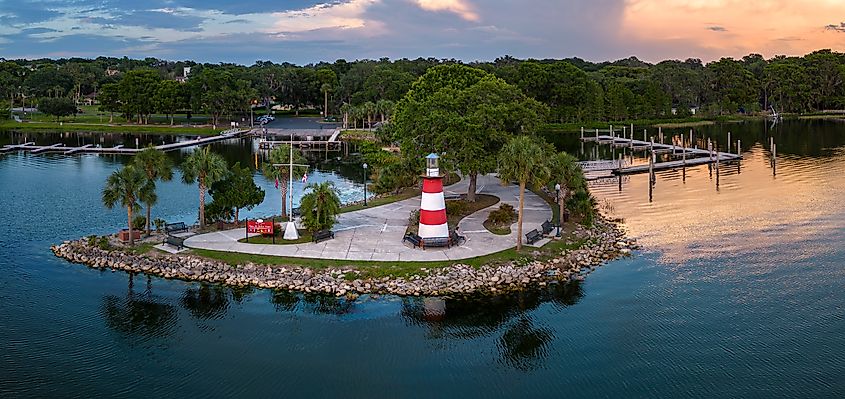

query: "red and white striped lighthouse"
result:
(419, 153), (449, 239)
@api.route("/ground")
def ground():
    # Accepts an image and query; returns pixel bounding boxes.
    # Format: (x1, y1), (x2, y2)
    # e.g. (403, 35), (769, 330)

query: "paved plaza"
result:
(184, 174), (552, 261)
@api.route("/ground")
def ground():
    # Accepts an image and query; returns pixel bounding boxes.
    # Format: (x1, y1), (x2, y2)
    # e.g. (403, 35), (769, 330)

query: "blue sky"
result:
(0, 0), (843, 64)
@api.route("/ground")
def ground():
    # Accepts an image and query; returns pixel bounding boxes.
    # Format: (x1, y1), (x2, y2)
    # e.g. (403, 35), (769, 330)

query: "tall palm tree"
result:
(262, 144), (307, 220)
(340, 103), (352, 129)
(321, 83), (333, 117)
(102, 165), (148, 246)
(362, 101), (376, 129)
(300, 181), (342, 233)
(181, 147), (228, 229)
(498, 136), (550, 251)
(133, 146), (173, 236)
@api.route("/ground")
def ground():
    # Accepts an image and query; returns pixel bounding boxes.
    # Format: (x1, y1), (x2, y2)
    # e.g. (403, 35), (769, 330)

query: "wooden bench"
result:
(421, 237), (450, 249)
(525, 229), (542, 244)
(450, 231), (466, 246)
(165, 222), (188, 235)
(541, 220), (554, 236)
(313, 229), (334, 243)
(444, 193), (462, 200)
(403, 232), (422, 248)
(164, 235), (185, 250)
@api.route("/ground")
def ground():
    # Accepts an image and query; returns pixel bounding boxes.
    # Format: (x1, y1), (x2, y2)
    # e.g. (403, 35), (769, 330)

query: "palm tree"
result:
(102, 165), (148, 246)
(262, 144), (307, 220)
(321, 83), (333, 117)
(181, 147), (228, 229)
(498, 136), (550, 251)
(300, 181), (342, 233)
(362, 101), (376, 129)
(375, 99), (394, 123)
(340, 103), (352, 129)
(133, 146), (173, 236)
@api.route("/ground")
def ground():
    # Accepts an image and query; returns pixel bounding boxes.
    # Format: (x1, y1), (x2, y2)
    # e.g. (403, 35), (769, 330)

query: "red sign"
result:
(247, 220), (274, 235)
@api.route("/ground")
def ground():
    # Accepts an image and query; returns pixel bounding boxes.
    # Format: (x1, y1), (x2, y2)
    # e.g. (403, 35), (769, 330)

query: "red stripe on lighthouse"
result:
(422, 178), (444, 194)
(419, 209), (447, 225)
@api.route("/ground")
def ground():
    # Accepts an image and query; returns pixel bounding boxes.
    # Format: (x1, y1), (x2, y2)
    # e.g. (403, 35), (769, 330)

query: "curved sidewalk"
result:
(184, 174), (552, 262)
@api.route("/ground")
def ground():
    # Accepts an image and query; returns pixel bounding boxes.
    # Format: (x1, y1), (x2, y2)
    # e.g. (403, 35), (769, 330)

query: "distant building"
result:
(176, 66), (192, 83)
(105, 68), (120, 77)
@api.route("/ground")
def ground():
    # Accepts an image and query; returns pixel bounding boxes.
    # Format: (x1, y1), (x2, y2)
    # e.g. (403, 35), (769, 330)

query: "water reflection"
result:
(101, 274), (177, 341)
(401, 282), (584, 370)
(181, 284), (230, 320)
(550, 120), (845, 264)
(269, 290), (356, 315)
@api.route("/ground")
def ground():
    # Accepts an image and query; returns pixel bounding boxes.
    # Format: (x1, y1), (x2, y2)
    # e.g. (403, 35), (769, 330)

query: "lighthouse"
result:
(419, 153), (449, 239)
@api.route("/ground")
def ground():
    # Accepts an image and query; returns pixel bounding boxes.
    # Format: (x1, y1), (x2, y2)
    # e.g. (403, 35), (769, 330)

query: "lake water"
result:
(1, 121), (844, 398)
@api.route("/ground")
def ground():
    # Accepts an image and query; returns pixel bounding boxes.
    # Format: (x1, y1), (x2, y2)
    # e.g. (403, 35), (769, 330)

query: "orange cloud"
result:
(415, 0), (480, 22)
(621, 0), (845, 59)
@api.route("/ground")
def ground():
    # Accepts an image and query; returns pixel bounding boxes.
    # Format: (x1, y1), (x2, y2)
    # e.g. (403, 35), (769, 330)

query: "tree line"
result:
(3, 50), (845, 126)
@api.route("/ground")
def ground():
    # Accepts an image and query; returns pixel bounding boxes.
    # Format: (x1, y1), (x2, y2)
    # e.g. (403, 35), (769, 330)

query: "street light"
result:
(554, 183), (562, 237)
(363, 162), (368, 206)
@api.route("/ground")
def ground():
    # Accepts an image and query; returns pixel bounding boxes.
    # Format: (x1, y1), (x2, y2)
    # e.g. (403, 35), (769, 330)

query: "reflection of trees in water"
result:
(498, 317), (553, 371)
(181, 284), (230, 320)
(101, 274), (178, 340)
(230, 286), (255, 303)
(401, 282), (584, 370)
(269, 290), (356, 315)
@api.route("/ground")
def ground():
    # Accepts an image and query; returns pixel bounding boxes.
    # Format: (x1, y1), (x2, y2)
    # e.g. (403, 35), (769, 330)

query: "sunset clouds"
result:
(0, 0), (842, 63)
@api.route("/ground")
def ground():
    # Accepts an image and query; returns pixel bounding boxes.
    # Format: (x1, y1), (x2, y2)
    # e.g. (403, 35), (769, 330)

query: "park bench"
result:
(525, 229), (542, 245)
(444, 193), (462, 200)
(164, 235), (185, 250)
(421, 237), (450, 249)
(450, 231), (466, 246)
(165, 222), (188, 235)
(541, 220), (554, 236)
(313, 229), (335, 243)
(403, 232), (422, 248)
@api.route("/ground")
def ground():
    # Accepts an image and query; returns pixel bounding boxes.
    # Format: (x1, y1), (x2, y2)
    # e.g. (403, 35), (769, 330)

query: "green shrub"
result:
(153, 218), (166, 232)
(446, 200), (469, 216)
(486, 203), (517, 225)
(97, 236), (110, 250)
(132, 215), (146, 230)
(408, 210), (420, 225)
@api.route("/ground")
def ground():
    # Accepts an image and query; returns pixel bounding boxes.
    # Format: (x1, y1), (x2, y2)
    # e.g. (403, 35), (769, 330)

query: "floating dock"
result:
(581, 135), (741, 175)
(1, 129), (247, 156)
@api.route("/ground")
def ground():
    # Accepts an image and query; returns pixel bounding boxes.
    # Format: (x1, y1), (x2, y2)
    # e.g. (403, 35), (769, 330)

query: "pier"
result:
(258, 129), (343, 152)
(1, 129), (247, 156)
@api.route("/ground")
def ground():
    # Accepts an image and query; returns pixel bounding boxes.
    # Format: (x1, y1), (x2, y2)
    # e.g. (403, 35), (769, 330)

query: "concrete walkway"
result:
(183, 174), (552, 261)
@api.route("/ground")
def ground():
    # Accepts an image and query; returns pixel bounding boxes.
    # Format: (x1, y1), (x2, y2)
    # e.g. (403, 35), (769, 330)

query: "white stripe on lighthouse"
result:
(420, 192), (446, 211)
(419, 223), (449, 238)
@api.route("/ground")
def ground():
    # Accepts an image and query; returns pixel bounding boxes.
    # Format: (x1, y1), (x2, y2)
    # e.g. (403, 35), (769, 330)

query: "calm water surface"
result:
(1, 122), (844, 398)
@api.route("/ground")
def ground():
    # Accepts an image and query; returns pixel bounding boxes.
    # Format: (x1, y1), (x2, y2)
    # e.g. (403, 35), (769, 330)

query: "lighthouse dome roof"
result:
(426, 153), (439, 159)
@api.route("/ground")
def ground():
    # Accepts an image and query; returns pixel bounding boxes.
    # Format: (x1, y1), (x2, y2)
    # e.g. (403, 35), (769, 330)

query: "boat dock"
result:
(581, 134), (742, 175)
(258, 129), (343, 152)
(1, 129), (247, 156)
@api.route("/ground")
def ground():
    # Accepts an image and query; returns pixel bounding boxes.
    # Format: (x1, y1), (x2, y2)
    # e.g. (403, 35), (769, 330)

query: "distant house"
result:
(105, 68), (120, 77)
(176, 66), (192, 83)
(82, 92), (97, 106)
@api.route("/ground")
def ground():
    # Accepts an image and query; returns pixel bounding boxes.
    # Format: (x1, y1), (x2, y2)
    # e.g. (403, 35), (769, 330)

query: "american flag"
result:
(301, 173), (308, 183)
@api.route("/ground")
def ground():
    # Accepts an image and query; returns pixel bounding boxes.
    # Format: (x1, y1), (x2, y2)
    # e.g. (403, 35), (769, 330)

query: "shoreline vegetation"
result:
(51, 214), (637, 297)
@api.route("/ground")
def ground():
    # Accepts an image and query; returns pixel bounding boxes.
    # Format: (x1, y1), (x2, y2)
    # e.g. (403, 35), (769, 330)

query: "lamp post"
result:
(554, 183), (562, 237)
(363, 162), (368, 206)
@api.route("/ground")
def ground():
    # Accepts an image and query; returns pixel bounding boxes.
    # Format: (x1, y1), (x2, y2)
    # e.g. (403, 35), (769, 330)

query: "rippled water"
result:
(1, 122), (845, 398)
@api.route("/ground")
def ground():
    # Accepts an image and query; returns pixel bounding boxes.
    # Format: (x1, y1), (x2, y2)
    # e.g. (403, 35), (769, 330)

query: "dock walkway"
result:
(581, 135), (741, 175)
(1, 129), (246, 156)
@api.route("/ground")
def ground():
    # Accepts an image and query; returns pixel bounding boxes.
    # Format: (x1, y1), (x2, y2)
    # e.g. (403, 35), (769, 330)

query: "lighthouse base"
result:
(418, 223), (449, 238)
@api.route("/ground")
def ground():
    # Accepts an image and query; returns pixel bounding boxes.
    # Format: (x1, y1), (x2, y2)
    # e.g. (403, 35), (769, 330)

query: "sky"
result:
(0, 0), (843, 64)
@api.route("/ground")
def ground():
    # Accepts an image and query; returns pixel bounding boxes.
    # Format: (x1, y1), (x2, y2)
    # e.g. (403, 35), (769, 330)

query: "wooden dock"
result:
(581, 135), (741, 175)
(1, 129), (246, 156)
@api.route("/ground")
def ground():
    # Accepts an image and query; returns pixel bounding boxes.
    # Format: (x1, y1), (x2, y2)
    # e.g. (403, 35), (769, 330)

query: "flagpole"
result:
(284, 131), (299, 240)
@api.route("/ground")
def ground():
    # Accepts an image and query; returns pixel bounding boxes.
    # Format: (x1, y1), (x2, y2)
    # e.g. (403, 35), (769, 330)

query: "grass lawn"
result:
(237, 230), (313, 245)
(190, 234), (586, 279)
(406, 194), (499, 235)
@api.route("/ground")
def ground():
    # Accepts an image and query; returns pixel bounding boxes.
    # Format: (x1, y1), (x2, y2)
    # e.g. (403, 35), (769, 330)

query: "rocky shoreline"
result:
(51, 216), (637, 297)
